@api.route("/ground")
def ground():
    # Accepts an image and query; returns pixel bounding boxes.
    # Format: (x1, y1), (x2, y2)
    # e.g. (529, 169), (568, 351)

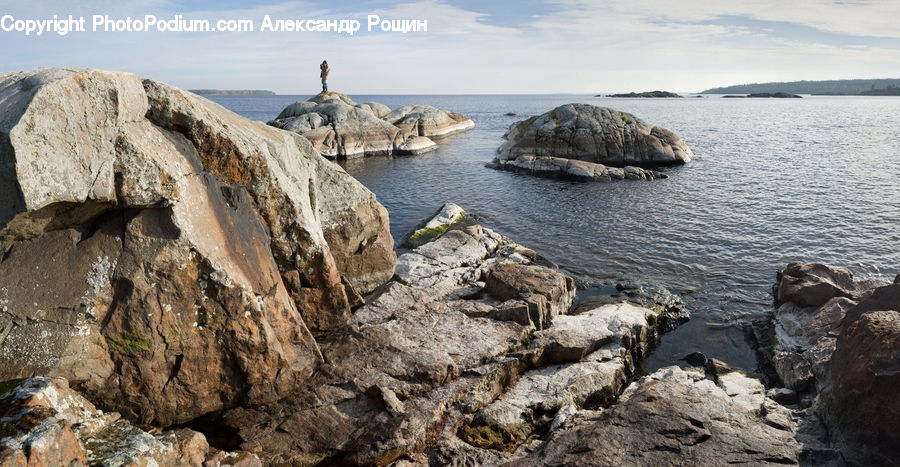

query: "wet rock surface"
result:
(496, 104), (693, 168)
(267, 92), (474, 159)
(0, 68), (395, 427)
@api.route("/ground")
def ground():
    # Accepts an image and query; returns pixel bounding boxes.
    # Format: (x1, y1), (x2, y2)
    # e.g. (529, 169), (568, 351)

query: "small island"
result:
(600, 91), (682, 98)
(723, 92), (802, 98)
(188, 89), (275, 95)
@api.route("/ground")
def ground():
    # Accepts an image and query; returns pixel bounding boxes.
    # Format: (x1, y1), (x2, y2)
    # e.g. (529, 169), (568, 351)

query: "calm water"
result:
(209, 93), (900, 373)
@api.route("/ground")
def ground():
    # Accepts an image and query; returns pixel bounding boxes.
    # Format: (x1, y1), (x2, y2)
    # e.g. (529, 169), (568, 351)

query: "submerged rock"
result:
(496, 104), (692, 169)
(0, 68), (395, 427)
(267, 92), (474, 159)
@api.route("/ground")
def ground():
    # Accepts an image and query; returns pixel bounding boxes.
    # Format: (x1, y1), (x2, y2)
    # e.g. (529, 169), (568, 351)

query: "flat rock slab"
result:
(490, 155), (663, 182)
(510, 366), (801, 466)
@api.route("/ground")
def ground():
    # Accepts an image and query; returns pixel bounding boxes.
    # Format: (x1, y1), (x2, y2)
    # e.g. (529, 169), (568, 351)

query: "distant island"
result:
(702, 78), (900, 95)
(600, 91), (682, 98)
(189, 89), (275, 95)
(814, 85), (900, 96)
(722, 92), (802, 98)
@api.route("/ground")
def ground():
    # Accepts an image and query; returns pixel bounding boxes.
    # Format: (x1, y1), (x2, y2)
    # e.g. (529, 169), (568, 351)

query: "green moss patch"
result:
(105, 333), (152, 355)
(402, 213), (472, 249)
(458, 424), (529, 452)
(548, 110), (562, 128)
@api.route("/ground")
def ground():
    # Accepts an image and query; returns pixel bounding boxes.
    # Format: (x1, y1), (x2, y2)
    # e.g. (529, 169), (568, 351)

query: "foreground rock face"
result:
(202, 205), (698, 465)
(267, 93), (474, 158)
(488, 155), (664, 182)
(771, 262), (900, 465)
(511, 366), (801, 466)
(0, 377), (261, 466)
(496, 104), (692, 169)
(0, 68), (395, 426)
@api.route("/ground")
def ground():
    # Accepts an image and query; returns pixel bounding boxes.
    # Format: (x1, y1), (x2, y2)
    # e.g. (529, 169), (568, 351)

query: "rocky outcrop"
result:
(0, 377), (261, 466)
(510, 366), (802, 466)
(0, 68), (395, 427)
(769, 262), (900, 465)
(495, 104), (692, 170)
(267, 93), (474, 159)
(201, 204), (697, 465)
(487, 155), (664, 182)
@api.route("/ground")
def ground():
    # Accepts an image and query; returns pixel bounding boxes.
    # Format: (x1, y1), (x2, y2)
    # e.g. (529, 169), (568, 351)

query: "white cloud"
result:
(0, 0), (898, 93)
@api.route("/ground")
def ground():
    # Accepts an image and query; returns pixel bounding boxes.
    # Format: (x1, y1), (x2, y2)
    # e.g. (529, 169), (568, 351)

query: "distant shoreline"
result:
(190, 89), (275, 95)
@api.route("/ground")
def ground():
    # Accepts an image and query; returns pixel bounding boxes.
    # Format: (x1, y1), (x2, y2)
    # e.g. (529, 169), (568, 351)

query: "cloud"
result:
(0, 0), (898, 93)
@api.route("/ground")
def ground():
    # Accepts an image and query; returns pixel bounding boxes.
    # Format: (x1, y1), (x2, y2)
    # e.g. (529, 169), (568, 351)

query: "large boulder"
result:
(268, 93), (474, 159)
(819, 286), (900, 465)
(0, 68), (395, 426)
(767, 263), (900, 464)
(497, 104), (692, 167)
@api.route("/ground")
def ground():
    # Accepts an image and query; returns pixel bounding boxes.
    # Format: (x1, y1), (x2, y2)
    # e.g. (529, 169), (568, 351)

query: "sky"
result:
(1, 0), (900, 94)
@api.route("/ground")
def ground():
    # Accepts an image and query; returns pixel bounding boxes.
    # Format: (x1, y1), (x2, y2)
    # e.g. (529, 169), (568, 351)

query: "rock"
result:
(602, 91), (682, 98)
(767, 387), (798, 405)
(384, 104), (475, 137)
(488, 155), (661, 182)
(0, 68), (394, 426)
(267, 93), (474, 159)
(774, 262), (867, 308)
(682, 351), (707, 367)
(203, 214), (577, 464)
(767, 263), (899, 464)
(819, 291), (900, 465)
(509, 366), (801, 466)
(210, 205), (686, 465)
(0, 377), (260, 466)
(769, 262), (876, 392)
(497, 104), (692, 167)
(268, 92), (415, 158)
(484, 262), (576, 325)
(400, 202), (473, 249)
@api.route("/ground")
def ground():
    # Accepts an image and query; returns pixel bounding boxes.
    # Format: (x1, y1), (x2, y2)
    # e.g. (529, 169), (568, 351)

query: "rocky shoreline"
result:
(0, 68), (896, 465)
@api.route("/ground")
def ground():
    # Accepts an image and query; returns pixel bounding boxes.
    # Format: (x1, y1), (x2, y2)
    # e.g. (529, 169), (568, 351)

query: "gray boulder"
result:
(497, 104), (692, 167)
(384, 104), (475, 137)
(268, 93), (474, 159)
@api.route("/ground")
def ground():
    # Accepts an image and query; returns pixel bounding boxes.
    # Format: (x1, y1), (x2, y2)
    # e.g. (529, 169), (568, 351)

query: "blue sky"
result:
(1, 0), (899, 93)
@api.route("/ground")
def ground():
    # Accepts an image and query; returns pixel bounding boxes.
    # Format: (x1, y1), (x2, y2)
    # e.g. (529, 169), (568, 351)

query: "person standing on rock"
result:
(320, 60), (330, 93)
